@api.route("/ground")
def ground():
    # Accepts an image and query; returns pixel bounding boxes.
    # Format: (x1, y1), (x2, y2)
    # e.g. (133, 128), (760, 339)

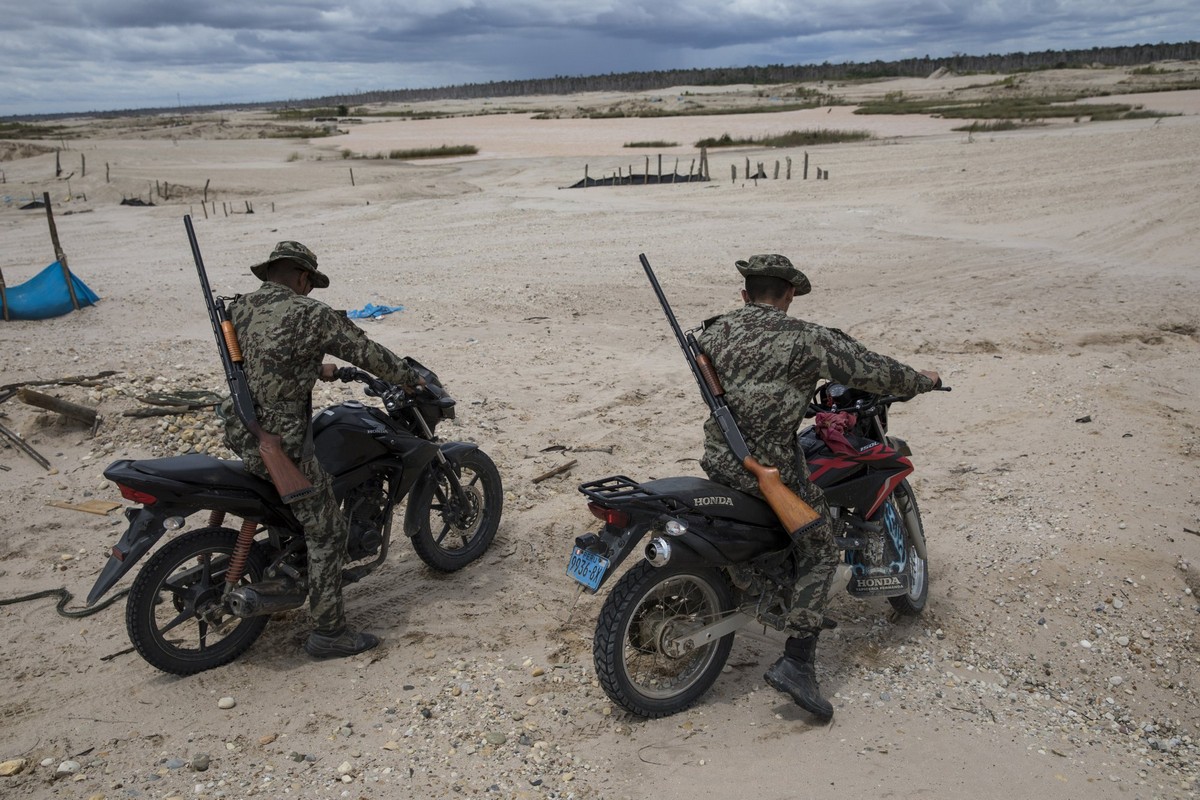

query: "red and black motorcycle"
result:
(567, 381), (947, 718)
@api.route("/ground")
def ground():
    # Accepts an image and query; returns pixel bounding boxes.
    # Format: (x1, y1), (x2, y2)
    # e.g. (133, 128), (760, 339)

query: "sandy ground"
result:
(2, 67), (1200, 799)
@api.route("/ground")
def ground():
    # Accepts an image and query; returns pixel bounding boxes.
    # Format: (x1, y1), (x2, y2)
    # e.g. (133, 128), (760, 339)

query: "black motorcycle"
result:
(87, 363), (503, 675)
(568, 382), (944, 718)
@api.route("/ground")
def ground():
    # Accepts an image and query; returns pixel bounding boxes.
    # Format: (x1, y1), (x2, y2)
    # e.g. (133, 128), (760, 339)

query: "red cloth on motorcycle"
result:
(813, 411), (860, 455)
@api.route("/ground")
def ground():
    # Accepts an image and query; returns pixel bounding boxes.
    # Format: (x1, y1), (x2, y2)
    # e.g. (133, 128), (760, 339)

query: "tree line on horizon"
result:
(10, 40), (1199, 121)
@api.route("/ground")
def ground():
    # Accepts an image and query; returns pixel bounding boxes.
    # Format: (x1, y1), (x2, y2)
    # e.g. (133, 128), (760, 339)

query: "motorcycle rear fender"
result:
(85, 506), (174, 605)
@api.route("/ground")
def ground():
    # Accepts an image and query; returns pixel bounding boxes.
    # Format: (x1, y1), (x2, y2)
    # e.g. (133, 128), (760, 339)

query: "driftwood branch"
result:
(17, 387), (98, 426)
(532, 459), (578, 484)
(0, 420), (51, 469)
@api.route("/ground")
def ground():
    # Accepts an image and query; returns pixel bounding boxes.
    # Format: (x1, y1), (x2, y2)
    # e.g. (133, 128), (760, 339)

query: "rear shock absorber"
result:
(225, 518), (258, 586)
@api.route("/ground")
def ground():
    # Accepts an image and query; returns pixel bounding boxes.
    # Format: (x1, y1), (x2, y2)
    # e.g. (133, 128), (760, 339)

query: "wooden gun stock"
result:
(742, 457), (821, 535)
(254, 429), (317, 504)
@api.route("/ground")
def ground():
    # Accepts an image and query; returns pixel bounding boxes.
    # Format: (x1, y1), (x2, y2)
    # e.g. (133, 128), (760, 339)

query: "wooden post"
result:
(245, 200), (252, 214)
(774, 160), (780, 180)
(688, 159), (695, 179)
(203, 178), (210, 203)
(731, 164), (736, 183)
(701, 147), (709, 180)
(644, 156), (649, 182)
(745, 157), (750, 178)
(223, 202), (228, 217)
(271, 202), (275, 212)
(55, 150), (62, 177)
(81, 154), (86, 177)
(349, 168), (355, 186)
(202, 201), (208, 219)
(43, 192), (80, 311)
(803, 152), (809, 180)
(657, 154), (662, 182)
(0, 263), (9, 321)
(106, 162), (110, 183)
(786, 156), (792, 180)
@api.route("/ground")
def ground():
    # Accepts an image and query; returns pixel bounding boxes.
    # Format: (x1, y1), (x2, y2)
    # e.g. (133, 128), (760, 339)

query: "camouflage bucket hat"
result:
(735, 254), (811, 295)
(251, 241), (330, 289)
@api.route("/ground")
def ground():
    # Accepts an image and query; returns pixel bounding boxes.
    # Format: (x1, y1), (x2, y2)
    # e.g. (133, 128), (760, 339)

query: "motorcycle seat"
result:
(127, 454), (276, 494)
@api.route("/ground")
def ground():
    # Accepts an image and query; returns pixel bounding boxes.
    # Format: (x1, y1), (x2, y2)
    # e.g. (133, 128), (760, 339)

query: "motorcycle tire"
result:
(125, 527), (270, 675)
(887, 480), (929, 615)
(594, 560), (736, 719)
(405, 449), (502, 572)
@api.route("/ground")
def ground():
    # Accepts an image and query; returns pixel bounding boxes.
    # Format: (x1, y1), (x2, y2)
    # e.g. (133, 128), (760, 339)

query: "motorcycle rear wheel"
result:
(887, 480), (929, 615)
(126, 527), (270, 675)
(594, 561), (736, 718)
(405, 449), (502, 572)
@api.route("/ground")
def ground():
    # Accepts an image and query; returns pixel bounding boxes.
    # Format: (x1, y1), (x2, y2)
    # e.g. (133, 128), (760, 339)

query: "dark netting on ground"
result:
(568, 173), (710, 188)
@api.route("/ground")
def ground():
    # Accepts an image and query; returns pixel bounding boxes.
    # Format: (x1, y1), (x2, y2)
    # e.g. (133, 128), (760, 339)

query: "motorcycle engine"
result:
(343, 477), (388, 561)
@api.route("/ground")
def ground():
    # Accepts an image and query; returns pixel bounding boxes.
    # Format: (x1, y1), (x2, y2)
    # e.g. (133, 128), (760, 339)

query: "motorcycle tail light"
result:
(117, 484), (158, 505)
(588, 502), (631, 528)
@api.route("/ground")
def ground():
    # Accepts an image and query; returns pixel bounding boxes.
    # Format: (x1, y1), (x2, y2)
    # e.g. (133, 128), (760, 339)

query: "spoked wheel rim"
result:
(619, 573), (725, 701)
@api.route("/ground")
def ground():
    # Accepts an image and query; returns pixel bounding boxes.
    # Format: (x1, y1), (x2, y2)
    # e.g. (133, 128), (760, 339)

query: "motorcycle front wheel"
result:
(594, 560), (736, 718)
(887, 480), (929, 615)
(405, 449), (503, 572)
(125, 527), (270, 675)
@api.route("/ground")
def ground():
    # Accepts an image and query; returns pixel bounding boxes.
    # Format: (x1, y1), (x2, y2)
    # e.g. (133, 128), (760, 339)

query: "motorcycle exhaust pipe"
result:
(644, 536), (672, 568)
(226, 584), (307, 618)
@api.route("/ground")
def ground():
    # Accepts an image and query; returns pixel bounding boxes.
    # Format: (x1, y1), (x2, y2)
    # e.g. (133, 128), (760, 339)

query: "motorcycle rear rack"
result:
(578, 475), (690, 515)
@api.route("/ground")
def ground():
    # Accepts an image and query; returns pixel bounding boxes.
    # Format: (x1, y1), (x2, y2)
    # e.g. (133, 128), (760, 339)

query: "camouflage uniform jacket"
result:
(223, 281), (417, 463)
(698, 302), (934, 496)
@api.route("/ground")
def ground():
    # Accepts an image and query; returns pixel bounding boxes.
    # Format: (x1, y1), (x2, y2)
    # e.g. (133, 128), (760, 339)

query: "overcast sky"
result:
(1, 1), (1196, 116)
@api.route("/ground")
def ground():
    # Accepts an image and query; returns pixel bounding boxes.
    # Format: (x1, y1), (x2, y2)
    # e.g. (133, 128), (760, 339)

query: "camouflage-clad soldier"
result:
(223, 241), (419, 659)
(698, 254), (939, 721)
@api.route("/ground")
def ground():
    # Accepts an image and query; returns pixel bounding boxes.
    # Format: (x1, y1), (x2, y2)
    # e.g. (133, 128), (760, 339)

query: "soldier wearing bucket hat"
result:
(698, 253), (940, 721)
(223, 240), (420, 659)
(251, 241), (331, 289)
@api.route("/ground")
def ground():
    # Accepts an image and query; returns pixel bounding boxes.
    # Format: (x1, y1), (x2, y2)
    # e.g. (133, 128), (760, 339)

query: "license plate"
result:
(567, 546), (609, 592)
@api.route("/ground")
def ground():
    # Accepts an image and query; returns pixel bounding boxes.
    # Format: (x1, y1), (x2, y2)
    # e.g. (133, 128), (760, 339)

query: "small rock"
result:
(0, 759), (26, 777)
(56, 760), (81, 775)
(337, 761), (354, 775)
(217, 696), (236, 709)
(164, 758), (187, 770)
(191, 754), (211, 772)
(258, 733), (278, 746)
(485, 732), (507, 746)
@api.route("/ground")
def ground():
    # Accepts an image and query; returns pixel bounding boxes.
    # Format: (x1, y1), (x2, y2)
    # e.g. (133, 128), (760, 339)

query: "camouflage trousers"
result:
(242, 453), (347, 632)
(784, 472), (840, 636)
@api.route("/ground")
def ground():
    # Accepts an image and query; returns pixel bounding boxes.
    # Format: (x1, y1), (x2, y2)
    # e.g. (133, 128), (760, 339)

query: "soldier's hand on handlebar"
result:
(919, 370), (941, 388)
(318, 363), (339, 382)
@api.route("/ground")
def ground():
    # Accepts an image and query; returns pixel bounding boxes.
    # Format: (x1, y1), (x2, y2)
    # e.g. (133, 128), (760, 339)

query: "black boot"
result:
(304, 626), (380, 659)
(763, 634), (834, 721)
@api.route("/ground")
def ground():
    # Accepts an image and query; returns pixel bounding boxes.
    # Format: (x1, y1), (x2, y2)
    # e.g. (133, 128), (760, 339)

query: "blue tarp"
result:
(1, 261), (100, 321)
(346, 302), (404, 320)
